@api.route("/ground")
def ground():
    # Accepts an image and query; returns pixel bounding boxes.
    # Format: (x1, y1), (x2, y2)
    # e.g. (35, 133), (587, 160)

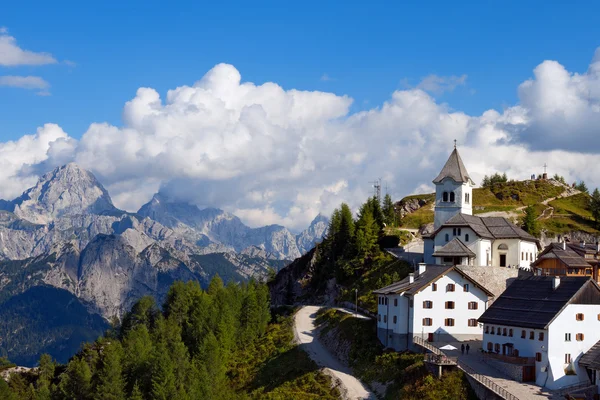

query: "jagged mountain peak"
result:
(296, 213), (330, 254)
(11, 163), (119, 224)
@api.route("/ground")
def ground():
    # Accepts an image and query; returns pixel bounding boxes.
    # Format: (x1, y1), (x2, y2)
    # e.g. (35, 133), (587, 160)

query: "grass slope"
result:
(399, 180), (598, 236)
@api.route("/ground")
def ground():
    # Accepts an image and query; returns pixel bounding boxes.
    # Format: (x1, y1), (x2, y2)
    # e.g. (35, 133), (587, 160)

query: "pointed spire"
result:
(432, 147), (472, 184)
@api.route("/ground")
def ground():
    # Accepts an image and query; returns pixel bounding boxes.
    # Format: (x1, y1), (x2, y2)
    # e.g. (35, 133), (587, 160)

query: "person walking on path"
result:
(466, 344), (470, 355)
(461, 344), (465, 355)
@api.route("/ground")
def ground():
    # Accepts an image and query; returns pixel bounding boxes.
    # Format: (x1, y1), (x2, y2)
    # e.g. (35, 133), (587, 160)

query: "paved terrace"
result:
(425, 339), (554, 399)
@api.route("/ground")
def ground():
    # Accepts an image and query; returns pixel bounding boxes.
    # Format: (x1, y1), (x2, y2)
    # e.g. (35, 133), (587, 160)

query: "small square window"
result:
(447, 284), (455, 292)
(445, 318), (455, 327)
(468, 319), (477, 327)
(432, 283), (437, 291)
(576, 333), (584, 341)
(445, 301), (455, 309)
(463, 284), (469, 292)
(576, 313), (585, 321)
(521, 330), (526, 339)
(539, 332), (544, 341)
(529, 331), (534, 340)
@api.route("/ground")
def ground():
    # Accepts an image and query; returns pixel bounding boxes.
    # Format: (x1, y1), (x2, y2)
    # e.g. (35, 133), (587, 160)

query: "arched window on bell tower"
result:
(443, 192), (448, 202)
(450, 192), (455, 202)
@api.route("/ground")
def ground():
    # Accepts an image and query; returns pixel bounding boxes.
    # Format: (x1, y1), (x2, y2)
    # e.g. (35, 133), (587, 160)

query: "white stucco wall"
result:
(411, 270), (488, 340)
(482, 304), (600, 390)
(377, 269), (490, 343)
(489, 239), (538, 269)
(478, 239), (492, 266)
(434, 179), (473, 229)
(545, 304), (600, 390)
(517, 240), (538, 270)
(482, 324), (548, 359)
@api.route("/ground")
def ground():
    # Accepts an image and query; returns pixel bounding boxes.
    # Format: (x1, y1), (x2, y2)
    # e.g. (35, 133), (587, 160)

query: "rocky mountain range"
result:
(0, 163), (327, 365)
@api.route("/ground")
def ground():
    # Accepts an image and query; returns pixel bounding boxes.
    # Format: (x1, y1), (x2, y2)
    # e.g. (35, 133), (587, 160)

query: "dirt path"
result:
(477, 189), (576, 221)
(293, 306), (375, 400)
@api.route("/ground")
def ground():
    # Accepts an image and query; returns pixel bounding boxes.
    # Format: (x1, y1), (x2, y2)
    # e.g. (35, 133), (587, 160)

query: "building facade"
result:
(479, 276), (600, 390)
(374, 264), (493, 351)
(423, 148), (540, 269)
(534, 241), (600, 283)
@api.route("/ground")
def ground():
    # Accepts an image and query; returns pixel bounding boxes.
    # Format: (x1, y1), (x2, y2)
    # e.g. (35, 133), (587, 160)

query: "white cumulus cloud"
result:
(0, 75), (49, 90)
(2, 53), (600, 231)
(0, 30), (57, 66)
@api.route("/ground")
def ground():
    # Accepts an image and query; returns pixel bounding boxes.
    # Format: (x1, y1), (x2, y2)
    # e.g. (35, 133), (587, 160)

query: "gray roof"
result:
(435, 213), (538, 244)
(373, 264), (494, 297)
(580, 340), (600, 369)
(432, 148), (472, 184)
(478, 276), (598, 329)
(433, 238), (476, 257)
(532, 242), (590, 268)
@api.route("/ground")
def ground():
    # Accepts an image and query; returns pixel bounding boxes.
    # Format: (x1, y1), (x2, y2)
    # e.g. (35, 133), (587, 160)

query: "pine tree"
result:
(122, 324), (154, 396)
(120, 296), (159, 336)
(382, 194), (395, 226)
(335, 203), (355, 259)
(591, 188), (600, 228)
(95, 342), (126, 400)
(58, 357), (93, 400)
(0, 378), (17, 400)
(150, 342), (177, 400)
(129, 382), (144, 400)
(576, 181), (589, 193)
(522, 205), (539, 237)
(207, 274), (224, 296)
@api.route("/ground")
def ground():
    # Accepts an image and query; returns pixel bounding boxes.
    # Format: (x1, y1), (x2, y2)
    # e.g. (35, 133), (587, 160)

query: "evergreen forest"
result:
(0, 277), (337, 400)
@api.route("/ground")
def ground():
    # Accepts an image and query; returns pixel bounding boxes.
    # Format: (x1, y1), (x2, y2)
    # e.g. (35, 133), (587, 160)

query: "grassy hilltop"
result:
(398, 179), (599, 236)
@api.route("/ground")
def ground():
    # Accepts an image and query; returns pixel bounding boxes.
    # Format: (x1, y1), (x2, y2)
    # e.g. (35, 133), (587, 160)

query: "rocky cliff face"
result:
(138, 193), (305, 260)
(11, 163), (118, 224)
(296, 214), (329, 254)
(0, 164), (323, 320)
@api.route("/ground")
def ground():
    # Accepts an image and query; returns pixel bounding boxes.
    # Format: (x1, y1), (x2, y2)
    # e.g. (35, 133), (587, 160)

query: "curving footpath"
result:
(293, 305), (375, 400)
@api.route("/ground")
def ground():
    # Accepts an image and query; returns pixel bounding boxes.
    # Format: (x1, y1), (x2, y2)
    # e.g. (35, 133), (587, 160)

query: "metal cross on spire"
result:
(454, 139), (457, 149)
(543, 163), (548, 174)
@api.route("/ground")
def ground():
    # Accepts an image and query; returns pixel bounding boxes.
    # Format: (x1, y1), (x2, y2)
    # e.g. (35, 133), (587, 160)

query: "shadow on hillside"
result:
(249, 346), (321, 392)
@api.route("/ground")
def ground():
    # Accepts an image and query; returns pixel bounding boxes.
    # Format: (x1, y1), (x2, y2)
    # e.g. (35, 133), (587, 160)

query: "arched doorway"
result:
(497, 243), (508, 267)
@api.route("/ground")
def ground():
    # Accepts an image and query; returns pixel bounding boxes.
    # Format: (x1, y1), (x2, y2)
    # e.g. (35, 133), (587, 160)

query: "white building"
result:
(579, 341), (600, 395)
(423, 147), (540, 269)
(478, 276), (600, 391)
(373, 263), (494, 351)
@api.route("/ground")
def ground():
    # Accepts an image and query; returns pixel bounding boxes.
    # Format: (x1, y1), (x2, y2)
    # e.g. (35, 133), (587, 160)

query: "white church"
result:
(423, 147), (540, 269)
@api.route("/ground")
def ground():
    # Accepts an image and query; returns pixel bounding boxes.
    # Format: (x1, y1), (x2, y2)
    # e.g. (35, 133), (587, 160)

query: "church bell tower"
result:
(432, 145), (475, 229)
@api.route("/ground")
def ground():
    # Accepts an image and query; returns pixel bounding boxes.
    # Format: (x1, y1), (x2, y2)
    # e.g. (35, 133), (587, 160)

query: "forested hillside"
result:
(0, 278), (338, 400)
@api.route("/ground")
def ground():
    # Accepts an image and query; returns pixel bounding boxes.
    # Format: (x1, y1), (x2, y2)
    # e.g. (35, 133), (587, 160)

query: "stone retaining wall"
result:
(481, 357), (525, 382)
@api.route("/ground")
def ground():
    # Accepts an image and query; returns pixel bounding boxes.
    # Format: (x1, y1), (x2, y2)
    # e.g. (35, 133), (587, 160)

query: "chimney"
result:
(418, 263), (427, 276)
(409, 273), (415, 284)
(552, 276), (561, 290)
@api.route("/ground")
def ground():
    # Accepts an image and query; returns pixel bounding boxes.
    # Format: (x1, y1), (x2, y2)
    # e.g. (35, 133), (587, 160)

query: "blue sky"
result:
(2, 1), (600, 230)
(2, 0), (599, 141)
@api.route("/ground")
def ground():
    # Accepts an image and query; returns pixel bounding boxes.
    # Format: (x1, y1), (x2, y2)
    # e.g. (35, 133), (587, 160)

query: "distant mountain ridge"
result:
(0, 163), (327, 365)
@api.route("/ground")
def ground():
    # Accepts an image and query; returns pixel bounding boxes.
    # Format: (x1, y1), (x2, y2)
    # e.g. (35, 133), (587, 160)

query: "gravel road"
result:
(293, 305), (375, 400)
